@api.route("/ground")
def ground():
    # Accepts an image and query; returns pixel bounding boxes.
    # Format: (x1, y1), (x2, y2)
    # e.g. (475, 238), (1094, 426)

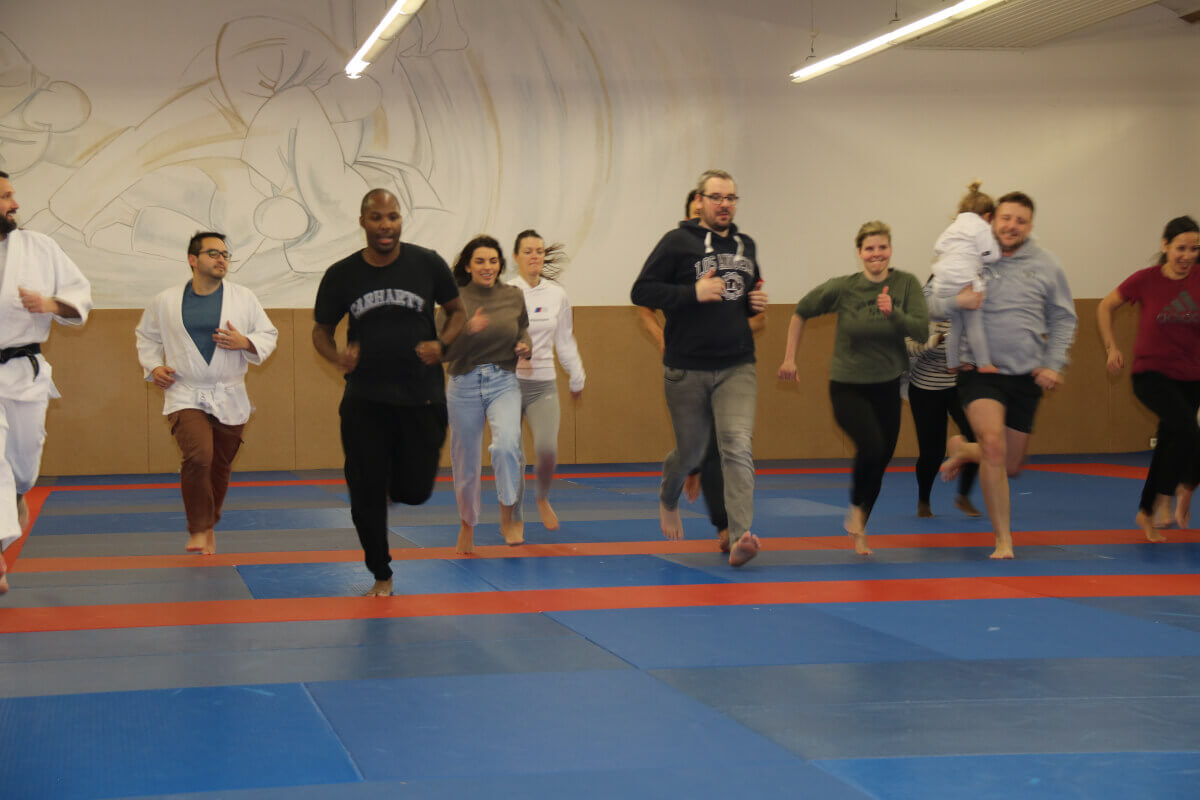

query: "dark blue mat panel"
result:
(39, 484), (346, 512)
(237, 561), (499, 599)
(31, 507), (353, 535)
(127, 762), (872, 799)
(1073, 595), (1200, 633)
(816, 598), (1200, 660)
(652, 657), (1200, 708)
(547, 605), (945, 669)
(453, 554), (729, 591)
(306, 670), (796, 781)
(0, 684), (359, 800)
(816, 751), (1200, 800)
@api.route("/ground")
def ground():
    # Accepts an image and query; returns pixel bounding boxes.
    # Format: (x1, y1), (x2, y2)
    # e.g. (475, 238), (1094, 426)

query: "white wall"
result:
(2, 0), (1198, 307)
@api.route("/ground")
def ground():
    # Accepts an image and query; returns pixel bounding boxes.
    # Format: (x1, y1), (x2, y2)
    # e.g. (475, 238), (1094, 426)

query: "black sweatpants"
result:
(908, 384), (978, 504)
(1132, 371), (1200, 514)
(830, 379), (902, 518)
(340, 395), (448, 580)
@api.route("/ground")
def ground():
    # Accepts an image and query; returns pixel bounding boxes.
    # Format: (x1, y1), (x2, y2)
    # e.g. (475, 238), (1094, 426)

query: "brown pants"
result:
(169, 409), (244, 533)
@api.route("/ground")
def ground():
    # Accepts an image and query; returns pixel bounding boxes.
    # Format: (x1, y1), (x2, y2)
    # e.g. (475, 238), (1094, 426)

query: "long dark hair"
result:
(1157, 216), (1200, 265)
(513, 229), (568, 281)
(452, 235), (505, 286)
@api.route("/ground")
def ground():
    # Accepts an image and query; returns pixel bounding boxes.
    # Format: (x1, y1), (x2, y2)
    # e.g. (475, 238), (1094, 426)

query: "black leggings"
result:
(1132, 372), (1200, 514)
(908, 384), (978, 503)
(830, 379), (901, 518)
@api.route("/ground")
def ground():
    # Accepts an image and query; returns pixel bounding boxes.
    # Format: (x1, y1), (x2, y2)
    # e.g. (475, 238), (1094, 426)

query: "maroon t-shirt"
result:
(1118, 264), (1200, 380)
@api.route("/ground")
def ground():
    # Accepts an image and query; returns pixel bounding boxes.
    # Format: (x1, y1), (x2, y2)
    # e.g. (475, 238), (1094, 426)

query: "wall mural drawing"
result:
(0, 0), (615, 307)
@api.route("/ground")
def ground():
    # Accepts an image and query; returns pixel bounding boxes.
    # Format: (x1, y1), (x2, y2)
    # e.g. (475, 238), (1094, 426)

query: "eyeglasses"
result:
(197, 249), (233, 261)
(701, 193), (739, 205)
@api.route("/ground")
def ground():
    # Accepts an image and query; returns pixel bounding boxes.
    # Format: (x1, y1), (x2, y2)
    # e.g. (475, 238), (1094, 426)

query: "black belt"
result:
(0, 344), (41, 378)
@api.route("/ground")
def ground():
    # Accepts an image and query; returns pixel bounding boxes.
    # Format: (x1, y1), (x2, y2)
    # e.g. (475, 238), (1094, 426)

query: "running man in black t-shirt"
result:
(313, 189), (466, 596)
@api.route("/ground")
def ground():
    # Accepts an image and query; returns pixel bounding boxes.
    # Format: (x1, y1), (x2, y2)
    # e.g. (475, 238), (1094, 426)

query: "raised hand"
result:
(748, 279), (768, 313)
(695, 268), (724, 302)
(876, 286), (892, 316)
(466, 307), (489, 333)
(214, 320), (249, 351)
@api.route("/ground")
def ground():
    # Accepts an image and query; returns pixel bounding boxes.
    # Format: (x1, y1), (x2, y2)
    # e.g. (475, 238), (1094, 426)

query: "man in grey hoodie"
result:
(935, 192), (1077, 559)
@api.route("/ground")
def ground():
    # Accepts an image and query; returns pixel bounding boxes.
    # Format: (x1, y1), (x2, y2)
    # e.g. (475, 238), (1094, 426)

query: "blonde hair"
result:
(957, 181), (995, 216)
(695, 169), (735, 196)
(855, 220), (891, 249)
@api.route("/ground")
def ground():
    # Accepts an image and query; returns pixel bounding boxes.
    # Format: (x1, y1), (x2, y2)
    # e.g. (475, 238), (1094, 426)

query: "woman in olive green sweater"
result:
(778, 221), (929, 555)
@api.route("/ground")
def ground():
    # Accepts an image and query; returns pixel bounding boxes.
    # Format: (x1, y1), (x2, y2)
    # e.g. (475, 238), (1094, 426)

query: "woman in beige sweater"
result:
(443, 235), (532, 554)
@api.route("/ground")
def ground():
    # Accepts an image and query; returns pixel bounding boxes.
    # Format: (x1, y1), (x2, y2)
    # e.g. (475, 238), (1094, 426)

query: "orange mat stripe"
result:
(15, 529), (1200, 574)
(2, 573), (1197, 634)
(1025, 464), (1149, 479)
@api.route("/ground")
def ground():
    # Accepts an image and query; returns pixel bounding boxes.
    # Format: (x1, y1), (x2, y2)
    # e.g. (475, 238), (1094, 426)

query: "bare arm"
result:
(635, 306), (665, 352)
(776, 314), (806, 382)
(312, 322), (358, 373)
(1096, 288), (1127, 374)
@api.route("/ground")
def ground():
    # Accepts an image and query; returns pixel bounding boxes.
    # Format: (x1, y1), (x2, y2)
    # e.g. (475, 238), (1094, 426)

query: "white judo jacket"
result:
(135, 280), (278, 425)
(0, 229), (93, 402)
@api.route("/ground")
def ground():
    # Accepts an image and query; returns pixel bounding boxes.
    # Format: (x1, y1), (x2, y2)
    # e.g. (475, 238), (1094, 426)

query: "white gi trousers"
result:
(0, 395), (49, 550)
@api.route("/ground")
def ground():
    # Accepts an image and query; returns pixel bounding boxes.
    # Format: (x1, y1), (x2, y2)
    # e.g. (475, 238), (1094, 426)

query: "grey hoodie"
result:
(929, 237), (1076, 374)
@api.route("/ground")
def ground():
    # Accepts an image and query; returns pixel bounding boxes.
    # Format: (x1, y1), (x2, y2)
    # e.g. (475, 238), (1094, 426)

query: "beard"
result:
(0, 213), (15, 236)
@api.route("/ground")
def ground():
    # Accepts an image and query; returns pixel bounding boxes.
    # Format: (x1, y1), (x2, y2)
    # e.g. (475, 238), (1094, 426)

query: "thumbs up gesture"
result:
(695, 268), (724, 302)
(466, 306), (489, 334)
(876, 285), (893, 316)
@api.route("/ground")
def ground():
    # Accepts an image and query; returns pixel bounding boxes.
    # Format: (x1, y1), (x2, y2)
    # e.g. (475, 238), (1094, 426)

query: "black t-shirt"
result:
(314, 244), (459, 406)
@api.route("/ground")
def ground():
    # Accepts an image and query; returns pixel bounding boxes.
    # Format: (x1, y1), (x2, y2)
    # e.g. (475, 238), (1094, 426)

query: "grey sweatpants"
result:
(513, 378), (560, 522)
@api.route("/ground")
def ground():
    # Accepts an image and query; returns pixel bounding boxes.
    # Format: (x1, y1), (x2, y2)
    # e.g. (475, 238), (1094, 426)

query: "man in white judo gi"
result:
(0, 170), (92, 595)
(136, 231), (277, 555)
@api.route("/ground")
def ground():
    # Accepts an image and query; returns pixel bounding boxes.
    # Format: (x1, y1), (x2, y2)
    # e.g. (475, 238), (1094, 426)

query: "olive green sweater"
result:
(444, 281), (532, 376)
(794, 269), (929, 384)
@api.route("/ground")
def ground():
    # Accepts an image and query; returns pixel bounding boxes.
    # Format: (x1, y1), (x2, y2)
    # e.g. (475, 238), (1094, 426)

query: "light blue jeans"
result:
(447, 364), (523, 526)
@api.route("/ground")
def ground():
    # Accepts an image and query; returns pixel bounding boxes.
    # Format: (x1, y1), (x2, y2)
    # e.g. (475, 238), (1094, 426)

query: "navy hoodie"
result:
(631, 219), (762, 370)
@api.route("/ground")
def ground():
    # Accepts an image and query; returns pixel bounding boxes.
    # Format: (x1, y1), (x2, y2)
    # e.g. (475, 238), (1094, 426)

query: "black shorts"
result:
(955, 371), (1042, 434)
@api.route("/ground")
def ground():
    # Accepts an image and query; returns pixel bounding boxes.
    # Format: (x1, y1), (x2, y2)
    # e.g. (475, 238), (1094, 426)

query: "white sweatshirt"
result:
(508, 274), (585, 392)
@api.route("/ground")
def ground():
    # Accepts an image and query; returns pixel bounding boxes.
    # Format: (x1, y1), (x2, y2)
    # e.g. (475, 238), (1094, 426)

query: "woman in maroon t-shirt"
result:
(1097, 215), (1200, 541)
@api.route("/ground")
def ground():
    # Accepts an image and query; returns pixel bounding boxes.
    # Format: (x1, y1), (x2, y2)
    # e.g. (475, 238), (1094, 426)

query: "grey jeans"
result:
(660, 362), (757, 537)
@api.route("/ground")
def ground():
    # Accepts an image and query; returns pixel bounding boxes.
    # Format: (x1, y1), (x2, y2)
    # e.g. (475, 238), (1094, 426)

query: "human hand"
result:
(17, 287), (56, 314)
(748, 279), (768, 313)
(956, 285), (984, 310)
(514, 342), (532, 359)
(151, 365), (176, 389)
(339, 342), (360, 374)
(466, 307), (489, 333)
(777, 361), (799, 382)
(1032, 367), (1061, 390)
(695, 268), (724, 302)
(214, 321), (249, 351)
(414, 340), (442, 365)
(877, 286), (892, 316)
(1105, 347), (1123, 375)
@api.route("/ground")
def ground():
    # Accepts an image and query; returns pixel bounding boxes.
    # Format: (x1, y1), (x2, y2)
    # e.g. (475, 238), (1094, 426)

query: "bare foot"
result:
(977, 364), (1000, 374)
(989, 532), (1014, 559)
(456, 522), (474, 555)
(844, 506), (872, 555)
(16, 494), (29, 533)
(1176, 485), (1193, 530)
(683, 473), (701, 503)
(201, 529), (216, 555)
(536, 497), (560, 531)
(1153, 494), (1173, 528)
(954, 494), (982, 518)
(659, 502), (683, 541)
(728, 531), (760, 566)
(718, 529), (730, 553)
(1136, 510), (1167, 543)
(186, 532), (206, 553)
(0, 550), (8, 595)
(917, 500), (933, 518)
(499, 504), (525, 546)
(940, 435), (967, 482)
(364, 578), (393, 597)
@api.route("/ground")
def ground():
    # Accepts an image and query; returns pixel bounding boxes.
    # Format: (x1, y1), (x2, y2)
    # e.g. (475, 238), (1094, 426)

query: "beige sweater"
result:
(443, 281), (532, 376)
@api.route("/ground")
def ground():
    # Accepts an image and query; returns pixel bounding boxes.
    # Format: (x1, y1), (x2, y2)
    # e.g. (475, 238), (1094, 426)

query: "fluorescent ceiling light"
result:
(345, 0), (429, 79)
(790, 0), (1010, 84)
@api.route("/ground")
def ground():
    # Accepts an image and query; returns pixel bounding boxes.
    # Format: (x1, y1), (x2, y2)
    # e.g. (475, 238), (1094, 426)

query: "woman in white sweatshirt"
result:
(508, 229), (586, 530)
